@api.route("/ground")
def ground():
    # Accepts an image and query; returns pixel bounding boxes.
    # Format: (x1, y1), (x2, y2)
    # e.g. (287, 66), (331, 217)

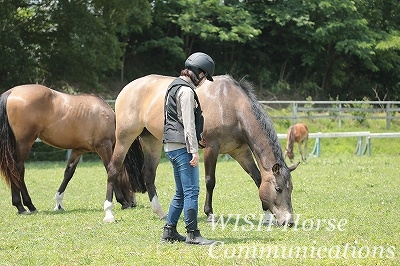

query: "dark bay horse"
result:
(0, 84), (144, 215)
(284, 123), (309, 163)
(105, 74), (298, 226)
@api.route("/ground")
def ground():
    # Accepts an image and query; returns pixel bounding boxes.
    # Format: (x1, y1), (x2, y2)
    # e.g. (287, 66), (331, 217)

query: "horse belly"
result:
(39, 128), (93, 151)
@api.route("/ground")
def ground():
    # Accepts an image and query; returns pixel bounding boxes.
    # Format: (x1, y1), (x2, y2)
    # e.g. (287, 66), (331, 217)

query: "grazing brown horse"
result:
(285, 123), (309, 163)
(0, 84), (144, 214)
(104, 74), (299, 226)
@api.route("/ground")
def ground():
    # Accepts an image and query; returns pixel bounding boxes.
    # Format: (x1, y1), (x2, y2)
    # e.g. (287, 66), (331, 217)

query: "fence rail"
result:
(106, 100), (400, 129)
(278, 131), (400, 157)
(259, 100), (400, 129)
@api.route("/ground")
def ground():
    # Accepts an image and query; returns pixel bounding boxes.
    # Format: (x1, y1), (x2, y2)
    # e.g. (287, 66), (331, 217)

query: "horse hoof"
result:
(121, 204), (132, 210)
(54, 205), (65, 211)
(18, 210), (30, 215)
(103, 216), (115, 223)
(206, 214), (216, 223)
(263, 219), (277, 226)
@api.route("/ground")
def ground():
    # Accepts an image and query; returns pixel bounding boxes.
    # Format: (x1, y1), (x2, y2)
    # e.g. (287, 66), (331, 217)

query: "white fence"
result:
(36, 131), (400, 160)
(278, 131), (400, 157)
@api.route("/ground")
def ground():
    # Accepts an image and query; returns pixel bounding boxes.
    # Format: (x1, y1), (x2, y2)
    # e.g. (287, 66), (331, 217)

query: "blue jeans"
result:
(165, 148), (199, 227)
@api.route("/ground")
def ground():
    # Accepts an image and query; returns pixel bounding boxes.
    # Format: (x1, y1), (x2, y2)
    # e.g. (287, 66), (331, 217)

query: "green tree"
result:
(125, 0), (261, 79)
(0, 0), (39, 92)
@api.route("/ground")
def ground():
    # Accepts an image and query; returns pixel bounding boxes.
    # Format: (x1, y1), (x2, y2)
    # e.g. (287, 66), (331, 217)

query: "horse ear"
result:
(272, 163), (280, 175)
(288, 162), (301, 172)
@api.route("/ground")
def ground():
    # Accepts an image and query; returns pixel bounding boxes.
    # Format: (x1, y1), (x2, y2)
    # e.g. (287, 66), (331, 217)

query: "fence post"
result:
(309, 133), (321, 157)
(362, 137), (371, 156)
(338, 103), (342, 128)
(292, 102), (298, 124)
(354, 136), (364, 156)
(386, 103), (390, 130)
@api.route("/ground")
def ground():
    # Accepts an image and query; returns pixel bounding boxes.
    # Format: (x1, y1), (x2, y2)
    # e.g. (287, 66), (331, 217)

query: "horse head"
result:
(259, 162), (299, 226)
(284, 148), (295, 162)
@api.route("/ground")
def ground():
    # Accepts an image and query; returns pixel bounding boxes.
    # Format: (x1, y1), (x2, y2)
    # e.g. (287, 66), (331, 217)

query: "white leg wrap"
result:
(103, 200), (115, 223)
(151, 195), (166, 219)
(54, 192), (65, 211)
(131, 192), (137, 207)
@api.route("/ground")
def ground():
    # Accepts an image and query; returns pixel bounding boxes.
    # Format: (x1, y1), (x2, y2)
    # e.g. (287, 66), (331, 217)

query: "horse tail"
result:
(123, 137), (147, 193)
(0, 91), (19, 188)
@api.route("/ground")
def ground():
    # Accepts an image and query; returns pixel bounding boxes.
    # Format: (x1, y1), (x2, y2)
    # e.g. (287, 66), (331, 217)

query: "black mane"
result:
(230, 76), (286, 167)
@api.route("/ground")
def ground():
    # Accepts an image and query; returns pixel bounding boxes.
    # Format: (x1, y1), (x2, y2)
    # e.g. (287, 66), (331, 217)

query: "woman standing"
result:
(161, 52), (215, 245)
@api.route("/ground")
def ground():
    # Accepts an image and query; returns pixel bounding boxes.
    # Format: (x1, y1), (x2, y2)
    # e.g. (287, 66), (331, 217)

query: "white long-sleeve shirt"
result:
(164, 83), (199, 154)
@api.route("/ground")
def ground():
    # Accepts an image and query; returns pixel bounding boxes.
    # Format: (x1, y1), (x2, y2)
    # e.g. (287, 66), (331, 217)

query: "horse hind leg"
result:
(299, 139), (308, 163)
(14, 145), (37, 213)
(54, 150), (82, 211)
(11, 162), (37, 214)
(139, 132), (165, 219)
(94, 141), (133, 210)
(298, 142), (304, 163)
(19, 179), (37, 213)
(11, 182), (29, 214)
(304, 137), (308, 162)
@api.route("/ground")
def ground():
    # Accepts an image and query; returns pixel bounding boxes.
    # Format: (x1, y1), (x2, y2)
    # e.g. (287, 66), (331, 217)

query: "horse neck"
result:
(286, 127), (294, 152)
(242, 112), (284, 169)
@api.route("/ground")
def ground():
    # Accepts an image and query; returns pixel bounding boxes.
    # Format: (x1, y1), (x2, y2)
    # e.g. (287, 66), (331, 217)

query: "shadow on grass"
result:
(41, 204), (153, 215)
(40, 208), (103, 215)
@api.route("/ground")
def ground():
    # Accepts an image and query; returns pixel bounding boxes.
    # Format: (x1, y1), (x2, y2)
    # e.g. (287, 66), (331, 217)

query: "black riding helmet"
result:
(185, 52), (215, 81)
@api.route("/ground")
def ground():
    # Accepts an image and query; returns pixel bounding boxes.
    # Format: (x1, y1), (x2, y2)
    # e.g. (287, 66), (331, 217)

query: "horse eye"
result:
(275, 187), (282, 193)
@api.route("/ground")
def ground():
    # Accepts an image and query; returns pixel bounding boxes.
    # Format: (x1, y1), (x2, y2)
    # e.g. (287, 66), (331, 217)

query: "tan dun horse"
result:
(285, 123), (309, 163)
(0, 84), (145, 214)
(104, 74), (299, 226)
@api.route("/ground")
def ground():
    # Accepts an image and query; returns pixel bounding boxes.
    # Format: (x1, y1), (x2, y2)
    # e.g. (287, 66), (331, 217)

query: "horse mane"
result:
(230, 75), (286, 167)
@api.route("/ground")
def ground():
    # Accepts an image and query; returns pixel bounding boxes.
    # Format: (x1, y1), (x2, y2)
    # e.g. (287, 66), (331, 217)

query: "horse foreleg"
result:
(54, 150), (82, 211)
(203, 143), (220, 223)
(140, 134), (165, 219)
(229, 146), (261, 187)
(229, 146), (274, 223)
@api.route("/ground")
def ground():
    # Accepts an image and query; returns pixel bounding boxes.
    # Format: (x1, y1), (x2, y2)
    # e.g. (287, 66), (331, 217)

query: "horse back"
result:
(6, 84), (115, 150)
(293, 123), (309, 142)
(116, 75), (174, 139)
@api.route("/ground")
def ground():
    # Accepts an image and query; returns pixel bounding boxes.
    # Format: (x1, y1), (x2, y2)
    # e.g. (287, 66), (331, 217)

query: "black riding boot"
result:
(185, 208), (216, 245)
(161, 225), (186, 243)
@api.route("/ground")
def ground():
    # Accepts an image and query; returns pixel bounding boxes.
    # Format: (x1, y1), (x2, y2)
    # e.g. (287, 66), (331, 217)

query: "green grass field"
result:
(0, 153), (399, 265)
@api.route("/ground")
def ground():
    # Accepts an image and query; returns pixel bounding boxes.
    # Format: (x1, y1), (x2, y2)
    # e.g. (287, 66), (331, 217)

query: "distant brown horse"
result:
(0, 84), (144, 214)
(104, 74), (299, 226)
(285, 123), (309, 163)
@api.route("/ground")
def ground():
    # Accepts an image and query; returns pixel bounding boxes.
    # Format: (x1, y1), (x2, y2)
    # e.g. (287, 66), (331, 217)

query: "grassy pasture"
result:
(0, 154), (399, 265)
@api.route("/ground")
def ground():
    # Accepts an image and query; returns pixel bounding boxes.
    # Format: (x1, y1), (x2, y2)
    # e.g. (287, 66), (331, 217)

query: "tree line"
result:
(1, 0), (400, 100)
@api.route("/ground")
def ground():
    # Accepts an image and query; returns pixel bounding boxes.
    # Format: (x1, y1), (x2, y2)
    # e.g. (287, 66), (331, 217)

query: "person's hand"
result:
(190, 152), (200, 167)
(198, 138), (206, 148)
